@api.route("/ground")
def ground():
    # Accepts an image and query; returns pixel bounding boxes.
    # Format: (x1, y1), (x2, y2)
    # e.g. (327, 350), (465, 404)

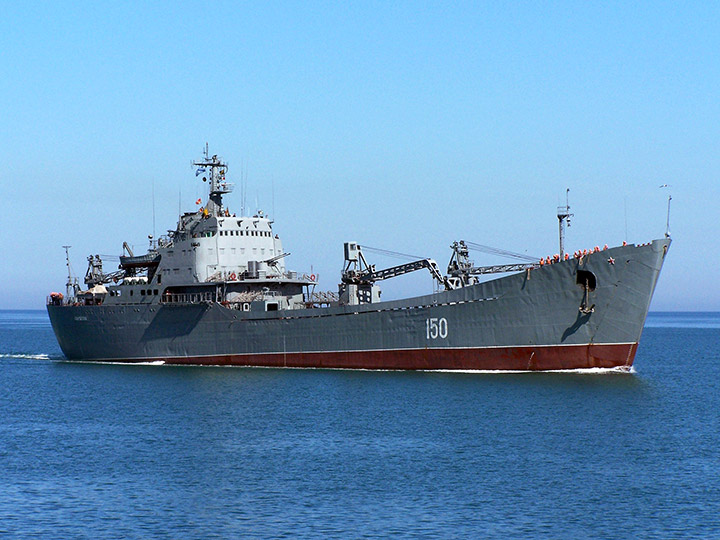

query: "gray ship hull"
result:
(47, 239), (670, 371)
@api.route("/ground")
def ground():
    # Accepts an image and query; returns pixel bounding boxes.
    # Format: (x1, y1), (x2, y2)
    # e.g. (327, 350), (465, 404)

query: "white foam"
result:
(62, 359), (167, 366)
(548, 366), (636, 374)
(428, 365), (635, 375)
(0, 353), (51, 360)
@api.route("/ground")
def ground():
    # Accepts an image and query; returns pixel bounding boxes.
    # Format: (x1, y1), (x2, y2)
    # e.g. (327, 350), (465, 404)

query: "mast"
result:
(63, 245), (75, 301)
(557, 188), (573, 257)
(193, 144), (234, 217)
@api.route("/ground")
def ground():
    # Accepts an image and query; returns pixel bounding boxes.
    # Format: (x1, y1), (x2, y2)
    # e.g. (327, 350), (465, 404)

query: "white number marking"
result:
(426, 317), (448, 340)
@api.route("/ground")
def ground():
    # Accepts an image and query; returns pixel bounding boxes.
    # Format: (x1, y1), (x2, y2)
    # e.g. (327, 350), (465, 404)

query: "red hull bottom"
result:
(95, 343), (639, 371)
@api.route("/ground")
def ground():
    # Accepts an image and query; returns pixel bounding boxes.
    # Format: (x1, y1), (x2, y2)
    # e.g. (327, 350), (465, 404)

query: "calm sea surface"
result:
(1, 310), (719, 539)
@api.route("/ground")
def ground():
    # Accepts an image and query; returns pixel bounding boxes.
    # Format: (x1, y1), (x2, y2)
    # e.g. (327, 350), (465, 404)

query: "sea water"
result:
(1, 310), (718, 539)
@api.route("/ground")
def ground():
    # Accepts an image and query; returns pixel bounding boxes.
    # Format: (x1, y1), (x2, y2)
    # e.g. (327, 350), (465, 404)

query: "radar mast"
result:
(193, 143), (234, 217)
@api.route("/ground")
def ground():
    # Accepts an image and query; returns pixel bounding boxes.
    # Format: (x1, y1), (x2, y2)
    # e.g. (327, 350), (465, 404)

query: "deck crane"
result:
(338, 242), (452, 304)
(262, 252), (290, 275)
(341, 242), (451, 289)
(84, 255), (126, 288)
(446, 240), (539, 288)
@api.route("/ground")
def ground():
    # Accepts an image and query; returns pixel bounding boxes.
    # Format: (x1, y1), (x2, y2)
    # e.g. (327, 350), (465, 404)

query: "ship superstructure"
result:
(47, 147), (670, 371)
(75, 146), (313, 312)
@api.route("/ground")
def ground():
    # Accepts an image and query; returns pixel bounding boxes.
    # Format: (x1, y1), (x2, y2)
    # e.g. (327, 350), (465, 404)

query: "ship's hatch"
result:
(576, 270), (597, 291)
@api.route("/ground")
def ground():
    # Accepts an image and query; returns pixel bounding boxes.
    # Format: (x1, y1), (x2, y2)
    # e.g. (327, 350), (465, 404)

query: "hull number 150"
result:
(426, 317), (448, 339)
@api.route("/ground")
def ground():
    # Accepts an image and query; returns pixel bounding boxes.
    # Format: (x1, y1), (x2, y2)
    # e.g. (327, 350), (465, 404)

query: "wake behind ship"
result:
(47, 147), (670, 371)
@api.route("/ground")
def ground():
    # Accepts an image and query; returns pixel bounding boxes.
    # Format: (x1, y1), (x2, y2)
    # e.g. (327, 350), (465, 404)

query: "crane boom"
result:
(341, 242), (450, 289)
(464, 263), (537, 275)
(355, 258), (450, 288)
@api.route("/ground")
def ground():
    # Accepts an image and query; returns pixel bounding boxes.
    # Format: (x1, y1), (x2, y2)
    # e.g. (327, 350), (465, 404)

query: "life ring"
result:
(310, 274), (316, 282)
(229, 272), (236, 281)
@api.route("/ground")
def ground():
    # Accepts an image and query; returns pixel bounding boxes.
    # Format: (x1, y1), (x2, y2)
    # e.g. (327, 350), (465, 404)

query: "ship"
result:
(47, 147), (671, 371)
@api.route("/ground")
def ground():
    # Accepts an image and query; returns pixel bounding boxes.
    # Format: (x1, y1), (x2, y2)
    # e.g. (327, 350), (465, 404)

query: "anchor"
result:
(579, 277), (595, 314)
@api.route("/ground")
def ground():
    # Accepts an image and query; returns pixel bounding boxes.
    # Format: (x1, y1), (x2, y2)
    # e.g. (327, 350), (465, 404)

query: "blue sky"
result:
(1, 1), (718, 310)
